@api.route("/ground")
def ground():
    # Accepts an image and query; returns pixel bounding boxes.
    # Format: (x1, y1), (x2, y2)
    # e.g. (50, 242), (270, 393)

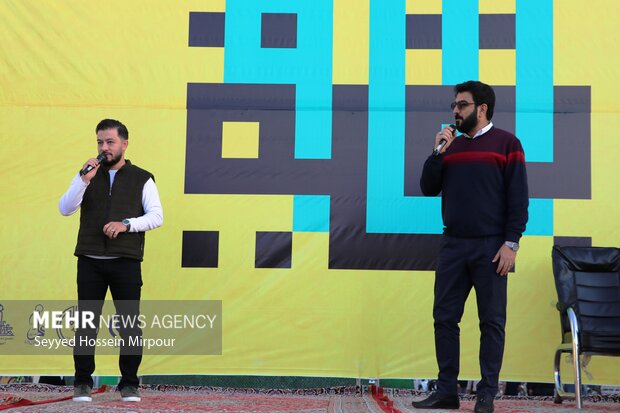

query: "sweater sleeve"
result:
(504, 139), (529, 242)
(420, 154), (443, 196)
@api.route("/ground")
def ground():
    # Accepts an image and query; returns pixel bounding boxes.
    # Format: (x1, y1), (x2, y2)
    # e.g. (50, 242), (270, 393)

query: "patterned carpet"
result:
(395, 396), (620, 413)
(394, 388), (620, 413)
(1, 384), (619, 412)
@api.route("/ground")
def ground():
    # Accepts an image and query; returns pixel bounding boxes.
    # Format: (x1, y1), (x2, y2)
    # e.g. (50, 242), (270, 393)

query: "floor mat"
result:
(1, 385), (619, 413)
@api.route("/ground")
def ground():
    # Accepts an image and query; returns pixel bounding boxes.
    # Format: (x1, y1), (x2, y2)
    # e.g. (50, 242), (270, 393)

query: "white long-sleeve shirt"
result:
(59, 172), (163, 232)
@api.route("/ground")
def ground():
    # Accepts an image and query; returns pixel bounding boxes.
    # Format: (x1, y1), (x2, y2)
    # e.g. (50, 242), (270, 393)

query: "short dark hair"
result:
(96, 119), (129, 140)
(454, 80), (495, 120)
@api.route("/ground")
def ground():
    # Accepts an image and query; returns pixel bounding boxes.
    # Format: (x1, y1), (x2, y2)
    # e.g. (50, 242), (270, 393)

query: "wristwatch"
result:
(504, 241), (519, 252)
(122, 219), (131, 232)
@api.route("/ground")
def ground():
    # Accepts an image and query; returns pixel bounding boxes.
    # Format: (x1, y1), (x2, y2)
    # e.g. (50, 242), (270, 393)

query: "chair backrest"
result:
(551, 246), (620, 341)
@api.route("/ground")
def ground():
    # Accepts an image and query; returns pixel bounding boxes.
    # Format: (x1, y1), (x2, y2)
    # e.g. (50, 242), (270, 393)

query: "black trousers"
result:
(433, 235), (507, 398)
(73, 256), (143, 390)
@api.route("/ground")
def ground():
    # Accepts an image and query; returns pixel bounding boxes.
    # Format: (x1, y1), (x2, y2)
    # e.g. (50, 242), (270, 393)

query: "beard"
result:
(455, 108), (478, 135)
(100, 152), (122, 167)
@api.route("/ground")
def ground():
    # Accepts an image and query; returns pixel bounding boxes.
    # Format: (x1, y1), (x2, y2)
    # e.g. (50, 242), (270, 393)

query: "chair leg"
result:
(565, 307), (583, 409)
(571, 340), (582, 409)
(553, 347), (565, 403)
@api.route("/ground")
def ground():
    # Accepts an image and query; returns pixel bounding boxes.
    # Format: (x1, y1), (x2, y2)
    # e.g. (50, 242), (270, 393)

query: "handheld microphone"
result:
(432, 124), (457, 156)
(79, 153), (107, 176)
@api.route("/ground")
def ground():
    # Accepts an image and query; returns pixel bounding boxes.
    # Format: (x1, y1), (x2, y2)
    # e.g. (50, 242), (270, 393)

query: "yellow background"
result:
(1, 0), (619, 384)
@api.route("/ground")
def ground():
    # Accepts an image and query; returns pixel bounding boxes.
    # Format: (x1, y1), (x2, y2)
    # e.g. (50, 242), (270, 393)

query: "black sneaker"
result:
(474, 396), (494, 413)
(412, 392), (459, 409)
(120, 385), (141, 402)
(72, 384), (92, 402)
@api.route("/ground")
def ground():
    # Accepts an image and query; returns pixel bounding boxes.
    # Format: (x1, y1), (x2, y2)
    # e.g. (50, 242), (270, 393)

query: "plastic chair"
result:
(551, 245), (620, 409)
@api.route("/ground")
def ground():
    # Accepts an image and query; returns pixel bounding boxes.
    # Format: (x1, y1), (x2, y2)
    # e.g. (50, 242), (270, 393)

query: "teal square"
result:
(523, 198), (553, 236)
(293, 195), (330, 232)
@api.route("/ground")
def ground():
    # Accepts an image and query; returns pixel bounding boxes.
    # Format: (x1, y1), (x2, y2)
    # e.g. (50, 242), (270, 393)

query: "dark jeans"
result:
(73, 256), (143, 390)
(433, 235), (507, 398)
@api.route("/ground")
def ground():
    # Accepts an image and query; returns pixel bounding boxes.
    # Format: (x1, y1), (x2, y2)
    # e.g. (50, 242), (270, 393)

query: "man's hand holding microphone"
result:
(79, 152), (106, 183)
(432, 124), (457, 156)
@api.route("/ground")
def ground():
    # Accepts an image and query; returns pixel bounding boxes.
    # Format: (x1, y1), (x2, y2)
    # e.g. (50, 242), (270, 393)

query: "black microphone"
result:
(432, 124), (457, 156)
(79, 153), (107, 176)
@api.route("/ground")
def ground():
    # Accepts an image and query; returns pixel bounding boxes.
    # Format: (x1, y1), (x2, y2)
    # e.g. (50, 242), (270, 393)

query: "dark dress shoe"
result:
(412, 392), (459, 409)
(474, 396), (494, 413)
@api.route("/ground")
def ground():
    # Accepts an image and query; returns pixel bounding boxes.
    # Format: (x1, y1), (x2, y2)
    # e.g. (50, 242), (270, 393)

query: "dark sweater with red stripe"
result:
(420, 126), (529, 242)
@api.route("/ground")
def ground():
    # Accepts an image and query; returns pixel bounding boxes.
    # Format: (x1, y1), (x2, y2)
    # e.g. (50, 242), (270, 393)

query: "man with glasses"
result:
(59, 119), (163, 403)
(412, 81), (529, 413)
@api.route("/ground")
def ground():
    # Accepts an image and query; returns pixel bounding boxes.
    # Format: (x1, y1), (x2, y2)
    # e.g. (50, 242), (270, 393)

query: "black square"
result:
(182, 231), (219, 268)
(479, 14), (515, 49)
(255, 231), (292, 268)
(189, 12), (225, 47)
(406, 14), (442, 49)
(261, 13), (297, 48)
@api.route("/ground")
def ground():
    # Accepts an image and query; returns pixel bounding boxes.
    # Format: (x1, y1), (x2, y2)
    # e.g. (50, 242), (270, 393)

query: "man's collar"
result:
(463, 122), (493, 139)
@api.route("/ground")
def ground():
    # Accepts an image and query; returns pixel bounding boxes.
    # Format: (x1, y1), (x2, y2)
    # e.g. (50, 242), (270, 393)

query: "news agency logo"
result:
(2, 300), (222, 355)
(0, 303), (16, 345)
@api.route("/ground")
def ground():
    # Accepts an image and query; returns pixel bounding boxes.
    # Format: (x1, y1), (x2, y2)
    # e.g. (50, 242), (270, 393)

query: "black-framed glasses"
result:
(450, 100), (475, 111)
